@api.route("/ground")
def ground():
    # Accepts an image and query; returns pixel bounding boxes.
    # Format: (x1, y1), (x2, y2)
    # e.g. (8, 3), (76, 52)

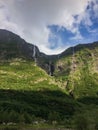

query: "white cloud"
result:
(0, 0), (96, 54)
(93, 1), (98, 18)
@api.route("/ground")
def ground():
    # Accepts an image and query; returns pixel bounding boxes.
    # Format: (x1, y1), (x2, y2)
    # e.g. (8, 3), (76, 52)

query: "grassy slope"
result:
(0, 59), (77, 126)
(53, 44), (98, 129)
(1, 42), (98, 129)
(55, 43), (98, 98)
(0, 59), (58, 91)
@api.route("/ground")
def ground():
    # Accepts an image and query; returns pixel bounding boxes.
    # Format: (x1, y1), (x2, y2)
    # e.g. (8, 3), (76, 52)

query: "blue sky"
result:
(0, 0), (98, 54)
(48, 1), (98, 52)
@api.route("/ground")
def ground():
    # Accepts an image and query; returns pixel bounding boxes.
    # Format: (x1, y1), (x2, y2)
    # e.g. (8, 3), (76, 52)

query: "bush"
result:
(24, 112), (32, 124)
(74, 114), (89, 130)
(48, 112), (61, 124)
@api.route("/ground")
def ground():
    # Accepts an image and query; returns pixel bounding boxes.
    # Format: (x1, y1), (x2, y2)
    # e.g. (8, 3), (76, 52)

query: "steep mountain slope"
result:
(0, 29), (98, 99)
(55, 42), (98, 98)
(0, 59), (77, 126)
(0, 29), (77, 126)
(1, 29), (98, 129)
(0, 29), (57, 73)
(0, 29), (40, 60)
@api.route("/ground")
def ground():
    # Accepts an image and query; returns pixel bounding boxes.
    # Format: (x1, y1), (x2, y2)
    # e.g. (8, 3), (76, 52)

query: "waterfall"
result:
(49, 61), (55, 76)
(49, 61), (52, 76)
(33, 45), (37, 65)
(33, 45), (36, 58)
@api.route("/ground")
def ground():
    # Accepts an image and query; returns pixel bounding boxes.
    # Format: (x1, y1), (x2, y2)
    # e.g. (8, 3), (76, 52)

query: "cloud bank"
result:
(0, 0), (98, 54)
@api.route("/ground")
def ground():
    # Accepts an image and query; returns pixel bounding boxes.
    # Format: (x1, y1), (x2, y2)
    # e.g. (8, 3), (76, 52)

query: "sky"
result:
(0, 0), (98, 55)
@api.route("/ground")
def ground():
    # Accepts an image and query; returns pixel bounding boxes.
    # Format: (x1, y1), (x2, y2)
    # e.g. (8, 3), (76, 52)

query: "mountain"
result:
(1, 29), (98, 100)
(54, 41), (98, 98)
(0, 29), (41, 60)
(0, 29), (57, 74)
(0, 29), (98, 129)
(0, 29), (77, 128)
(0, 55), (77, 129)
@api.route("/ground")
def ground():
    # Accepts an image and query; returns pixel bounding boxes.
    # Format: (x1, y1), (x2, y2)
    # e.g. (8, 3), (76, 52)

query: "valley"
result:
(0, 29), (98, 130)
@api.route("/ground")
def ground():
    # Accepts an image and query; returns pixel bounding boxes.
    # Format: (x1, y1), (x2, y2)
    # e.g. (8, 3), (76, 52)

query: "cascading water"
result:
(49, 61), (55, 76)
(33, 45), (36, 58)
(33, 45), (37, 65)
(49, 61), (52, 76)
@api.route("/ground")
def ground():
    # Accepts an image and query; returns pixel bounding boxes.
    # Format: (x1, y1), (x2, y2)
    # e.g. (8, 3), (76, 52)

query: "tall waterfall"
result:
(33, 45), (36, 58)
(33, 45), (37, 65)
(49, 61), (55, 76)
(49, 61), (52, 76)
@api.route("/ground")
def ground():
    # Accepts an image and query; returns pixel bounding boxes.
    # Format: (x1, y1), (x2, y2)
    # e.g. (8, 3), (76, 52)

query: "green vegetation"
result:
(53, 43), (98, 129)
(0, 32), (98, 129)
(55, 44), (98, 98)
(1, 56), (98, 129)
(0, 59), (77, 129)
(0, 59), (58, 91)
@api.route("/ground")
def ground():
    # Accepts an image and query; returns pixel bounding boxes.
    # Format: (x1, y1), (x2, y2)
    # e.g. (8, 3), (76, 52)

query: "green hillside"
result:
(52, 42), (98, 129)
(55, 42), (98, 98)
(0, 59), (78, 129)
(0, 59), (58, 91)
(1, 30), (98, 129)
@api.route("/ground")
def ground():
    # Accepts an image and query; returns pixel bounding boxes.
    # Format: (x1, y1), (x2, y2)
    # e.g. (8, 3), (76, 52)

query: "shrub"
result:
(74, 114), (89, 130)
